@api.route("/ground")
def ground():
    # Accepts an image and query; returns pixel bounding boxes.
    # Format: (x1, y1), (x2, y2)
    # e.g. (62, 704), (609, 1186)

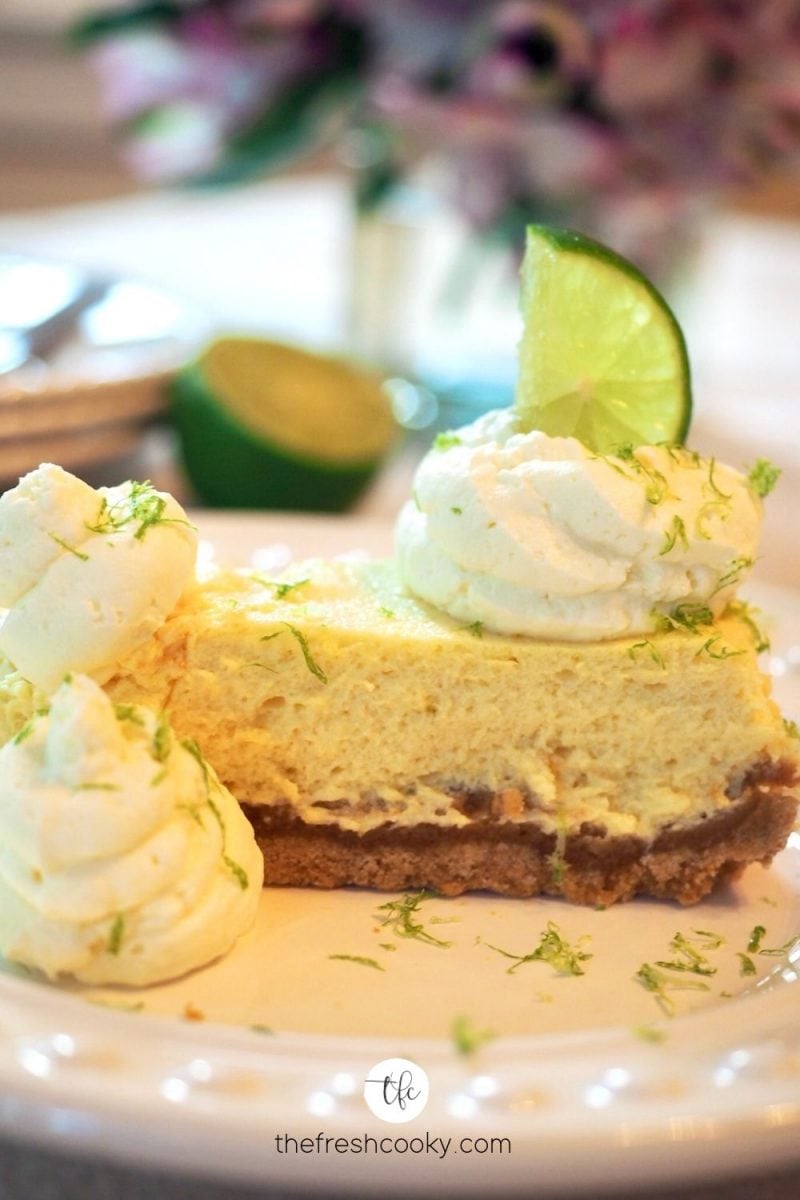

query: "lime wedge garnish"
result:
(171, 337), (397, 510)
(515, 225), (691, 453)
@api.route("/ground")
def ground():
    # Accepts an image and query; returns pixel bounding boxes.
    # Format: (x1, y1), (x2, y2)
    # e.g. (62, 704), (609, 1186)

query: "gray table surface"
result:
(1, 1137), (798, 1200)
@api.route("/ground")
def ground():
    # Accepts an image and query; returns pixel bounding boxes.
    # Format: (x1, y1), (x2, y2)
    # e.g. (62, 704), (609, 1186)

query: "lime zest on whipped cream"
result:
(652, 603), (714, 634)
(711, 557), (754, 597)
(12, 706), (50, 746)
(107, 914), (125, 956)
(747, 458), (781, 498)
(0, 465), (199, 692)
(181, 737), (251, 891)
(48, 533), (89, 562)
(85, 479), (195, 542)
(396, 410), (763, 642)
(0, 677), (263, 985)
(433, 432), (463, 451)
(659, 516), (689, 557)
(614, 443), (672, 505)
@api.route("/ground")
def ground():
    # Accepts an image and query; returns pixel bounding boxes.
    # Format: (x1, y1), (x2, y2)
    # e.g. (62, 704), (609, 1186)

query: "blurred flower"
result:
(74, 0), (800, 274)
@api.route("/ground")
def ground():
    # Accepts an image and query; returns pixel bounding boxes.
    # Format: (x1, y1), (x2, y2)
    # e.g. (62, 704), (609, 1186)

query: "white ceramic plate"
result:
(0, 513), (798, 1196)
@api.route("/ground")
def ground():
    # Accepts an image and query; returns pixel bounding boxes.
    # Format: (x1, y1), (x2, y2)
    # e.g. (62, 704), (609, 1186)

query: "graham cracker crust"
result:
(241, 758), (799, 906)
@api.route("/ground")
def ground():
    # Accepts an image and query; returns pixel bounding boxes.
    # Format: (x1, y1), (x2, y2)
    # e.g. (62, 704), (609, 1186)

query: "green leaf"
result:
(194, 16), (369, 186)
(69, 3), (181, 48)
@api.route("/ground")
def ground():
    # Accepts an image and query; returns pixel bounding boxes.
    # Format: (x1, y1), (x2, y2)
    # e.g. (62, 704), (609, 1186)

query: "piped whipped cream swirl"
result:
(396, 410), (762, 640)
(0, 464), (197, 692)
(0, 675), (263, 985)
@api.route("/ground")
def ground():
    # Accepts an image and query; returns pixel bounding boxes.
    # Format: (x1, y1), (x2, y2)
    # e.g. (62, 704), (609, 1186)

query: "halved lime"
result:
(515, 226), (691, 453)
(171, 337), (397, 510)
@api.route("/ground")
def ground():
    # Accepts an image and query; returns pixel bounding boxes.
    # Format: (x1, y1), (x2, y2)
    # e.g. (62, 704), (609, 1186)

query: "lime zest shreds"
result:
(482, 921), (592, 977)
(74, 781), (121, 792)
(108, 914), (124, 956)
(181, 737), (249, 890)
(711, 556), (754, 597)
(632, 1023), (668, 1044)
(652, 602), (714, 634)
(433, 431), (463, 451)
(451, 1015), (496, 1057)
(515, 225), (692, 454)
(12, 706), (50, 746)
(747, 925), (766, 953)
(747, 458), (781, 498)
(464, 621), (484, 638)
(745, 926), (800, 958)
(704, 457), (732, 501)
(635, 963), (710, 1016)
(614, 444), (671, 505)
(219, 844), (250, 891)
(328, 954), (385, 971)
(725, 600), (770, 653)
(654, 930), (721, 977)
(284, 623), (328, 684)
(627, 640), (665, 668)
(784, 718), (800, 740)
(695, 499), (732, 539)
(659, 516), (688, 556)
(737, 952), (757, 977)
(375, 892), (453, 949)
(695, 637), (745, 661)
(48, 532), (89, 561)
(85, 480), (194, 542)
(151, 711), (172, 764)
(254, 576), (309, 600)
(114, 704), (145, 726)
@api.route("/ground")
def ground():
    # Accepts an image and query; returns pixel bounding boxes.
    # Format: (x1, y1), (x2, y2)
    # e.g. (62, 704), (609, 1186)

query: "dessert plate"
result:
(0, 513), (798, 1196)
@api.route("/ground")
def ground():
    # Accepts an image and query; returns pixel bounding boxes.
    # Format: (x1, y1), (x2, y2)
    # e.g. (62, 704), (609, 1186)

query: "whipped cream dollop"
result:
(0, 464), (197, 691)
(0, 675), (263, 985)
(396, 410), (762, 640)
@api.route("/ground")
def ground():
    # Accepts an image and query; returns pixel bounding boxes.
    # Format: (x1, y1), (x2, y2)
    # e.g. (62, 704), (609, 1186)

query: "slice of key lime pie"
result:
(0, 227), (796, 919)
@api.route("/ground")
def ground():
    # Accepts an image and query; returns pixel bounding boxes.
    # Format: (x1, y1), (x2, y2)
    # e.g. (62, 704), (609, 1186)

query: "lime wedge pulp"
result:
(514, 226), (692, 453)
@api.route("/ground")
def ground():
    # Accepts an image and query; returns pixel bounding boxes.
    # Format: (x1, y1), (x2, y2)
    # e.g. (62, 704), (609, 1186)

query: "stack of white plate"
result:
(0, 253), (207, 482)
